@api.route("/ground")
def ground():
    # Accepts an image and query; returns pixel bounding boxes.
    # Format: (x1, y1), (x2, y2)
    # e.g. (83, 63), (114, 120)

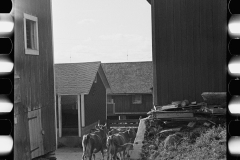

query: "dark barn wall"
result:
(152, 0), (227, 106)
(14, 0), (56, 158)
(85, 72), (107, 126)
(113, 94), (153, 113)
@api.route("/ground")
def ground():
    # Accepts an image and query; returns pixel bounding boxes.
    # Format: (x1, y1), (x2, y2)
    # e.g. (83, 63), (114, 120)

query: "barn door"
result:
(28, 109), (44, 159)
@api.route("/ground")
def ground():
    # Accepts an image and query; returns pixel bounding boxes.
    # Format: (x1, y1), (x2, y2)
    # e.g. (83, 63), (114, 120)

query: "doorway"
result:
(61, 95), (79, 136)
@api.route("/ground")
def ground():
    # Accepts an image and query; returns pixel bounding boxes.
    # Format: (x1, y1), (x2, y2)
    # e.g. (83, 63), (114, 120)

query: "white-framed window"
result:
(23, 13), (39, 55)
(132, 95), (142, 104)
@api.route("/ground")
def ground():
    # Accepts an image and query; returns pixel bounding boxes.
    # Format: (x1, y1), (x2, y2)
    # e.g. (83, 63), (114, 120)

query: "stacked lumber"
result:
(148, 92), (226, 121)
(139, 92), (226, 159)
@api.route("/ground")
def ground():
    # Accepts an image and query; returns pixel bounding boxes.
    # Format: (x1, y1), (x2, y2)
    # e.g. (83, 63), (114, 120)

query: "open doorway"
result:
(61, 95), (78, 136)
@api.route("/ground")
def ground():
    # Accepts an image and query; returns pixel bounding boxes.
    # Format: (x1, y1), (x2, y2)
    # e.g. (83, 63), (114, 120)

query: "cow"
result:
(108, 128), (136, 142)
(82, 123), (108, 160)
(107, 129), (136, 160)
(106, 134), (133, 160)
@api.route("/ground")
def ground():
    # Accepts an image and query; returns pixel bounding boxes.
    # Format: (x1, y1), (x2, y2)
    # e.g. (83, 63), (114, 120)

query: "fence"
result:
(107, 119), (139, 129)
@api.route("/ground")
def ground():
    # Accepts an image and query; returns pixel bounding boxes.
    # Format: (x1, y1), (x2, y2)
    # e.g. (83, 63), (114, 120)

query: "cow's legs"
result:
(82, 147), (87, 160)
(119, 151), (124, 160)
(107, 149), (110, 160)
(101, 149), (105, 160)
(113, 149), (118, 160)
(113, 154), (118, 160)
(122, 151), (125, 160)
(82, 152), (85, 160)
(116, 153), (120, 160)
(89, 148), (94, 160)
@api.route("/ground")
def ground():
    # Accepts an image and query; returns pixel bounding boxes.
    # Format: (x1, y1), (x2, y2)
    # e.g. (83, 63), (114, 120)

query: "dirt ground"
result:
(55, 147), (108, 160)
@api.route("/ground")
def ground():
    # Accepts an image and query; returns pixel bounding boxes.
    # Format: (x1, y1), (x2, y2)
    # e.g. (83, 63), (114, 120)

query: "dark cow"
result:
(107, 129), (136, 160)
(107, 134), (133, 160)
(82, 123), (108, 160)
(108, 128), (136, 142)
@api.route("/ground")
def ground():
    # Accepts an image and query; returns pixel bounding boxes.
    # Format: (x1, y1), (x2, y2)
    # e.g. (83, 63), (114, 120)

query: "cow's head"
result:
(127, 128), (136, 141)
(95, 123), (108, 136)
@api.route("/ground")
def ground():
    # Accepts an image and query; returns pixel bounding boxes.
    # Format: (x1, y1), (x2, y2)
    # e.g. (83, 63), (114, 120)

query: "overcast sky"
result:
(52, 0), (152, 64)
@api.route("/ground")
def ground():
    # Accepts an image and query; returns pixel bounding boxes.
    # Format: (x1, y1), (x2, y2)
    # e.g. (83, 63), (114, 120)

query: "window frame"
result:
(132, 95), (142, 104)
(23, 13), (39, 55)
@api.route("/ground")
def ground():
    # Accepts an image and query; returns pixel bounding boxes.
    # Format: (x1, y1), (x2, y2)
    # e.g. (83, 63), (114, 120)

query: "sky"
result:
(52, 0), (152, 64)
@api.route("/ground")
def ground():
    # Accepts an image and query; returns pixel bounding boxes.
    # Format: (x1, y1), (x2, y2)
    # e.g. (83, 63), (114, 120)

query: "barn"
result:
(102, 61), (153, 120)
(55, 62), (111, 138)
(147, 0), (227, 106)
(14, 0), (56, 159)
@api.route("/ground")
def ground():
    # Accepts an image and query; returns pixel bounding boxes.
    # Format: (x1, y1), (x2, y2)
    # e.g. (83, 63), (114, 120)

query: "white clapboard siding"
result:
(28, 109), (44, 159)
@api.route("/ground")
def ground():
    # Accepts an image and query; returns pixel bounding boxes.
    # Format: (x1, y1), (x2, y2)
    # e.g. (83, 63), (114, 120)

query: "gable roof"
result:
(55, 61), (110, 95)
(102, 61), (153, 94)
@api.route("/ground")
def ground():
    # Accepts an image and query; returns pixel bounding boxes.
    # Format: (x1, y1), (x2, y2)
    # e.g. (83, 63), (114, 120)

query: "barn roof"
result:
(102, 61), (153, 94)
(55, 61), (110, 95)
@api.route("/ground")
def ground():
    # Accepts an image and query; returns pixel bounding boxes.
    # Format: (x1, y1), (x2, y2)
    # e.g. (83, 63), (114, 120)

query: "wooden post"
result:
(58, 95), (62, 137)
(81, 94), (85, 127)
(50, 0), (58, 149)
(77, 95), (81, 137)
(106, 91), (107, 121)
(54, 95), (57, 149)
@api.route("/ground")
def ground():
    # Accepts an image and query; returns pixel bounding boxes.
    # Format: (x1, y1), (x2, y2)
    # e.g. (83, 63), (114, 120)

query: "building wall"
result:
(85, 72), (107, 126)
(14, 0), (56, 159)
(151, 0), (227, 106)
(112, 94), (153, 113)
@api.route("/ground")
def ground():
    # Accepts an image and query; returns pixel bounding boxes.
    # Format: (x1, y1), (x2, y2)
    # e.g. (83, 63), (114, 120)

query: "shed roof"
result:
(55, 61), (110, 95)
(102, 61), (153, 94)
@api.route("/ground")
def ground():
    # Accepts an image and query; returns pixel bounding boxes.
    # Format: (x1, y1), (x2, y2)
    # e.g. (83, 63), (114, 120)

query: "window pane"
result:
(26, 20), (32, 49)
(26, 19), (37, 50)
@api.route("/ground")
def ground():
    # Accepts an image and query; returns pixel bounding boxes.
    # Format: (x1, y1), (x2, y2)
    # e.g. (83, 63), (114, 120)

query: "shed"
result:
(55, 62), (110, 137)
(102, 61), (153, 119)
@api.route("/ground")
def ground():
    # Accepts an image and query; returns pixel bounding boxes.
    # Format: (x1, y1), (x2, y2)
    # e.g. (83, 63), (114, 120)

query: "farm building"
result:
(55, 62), (111, 138)
(147, 0), (227, 106)
(102, 61), (153, 120)
(14, 0), (56, 159)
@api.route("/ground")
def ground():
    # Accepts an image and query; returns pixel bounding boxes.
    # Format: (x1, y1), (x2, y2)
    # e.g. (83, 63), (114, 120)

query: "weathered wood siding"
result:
(151, 0), (227, 105)
(113, 94), (153, 113)
(14, 0), (56, 159)
(14, 103), (31, 160)
(85, 72), (107, 126)
(28, 109), (44, 159)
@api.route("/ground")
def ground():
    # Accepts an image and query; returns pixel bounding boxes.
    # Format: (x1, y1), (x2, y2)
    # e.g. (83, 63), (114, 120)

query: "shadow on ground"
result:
(55, 147), (108, 160)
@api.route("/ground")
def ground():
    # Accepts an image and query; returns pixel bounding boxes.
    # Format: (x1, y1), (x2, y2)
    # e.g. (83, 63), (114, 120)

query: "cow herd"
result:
(82, 123), (137, 160)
